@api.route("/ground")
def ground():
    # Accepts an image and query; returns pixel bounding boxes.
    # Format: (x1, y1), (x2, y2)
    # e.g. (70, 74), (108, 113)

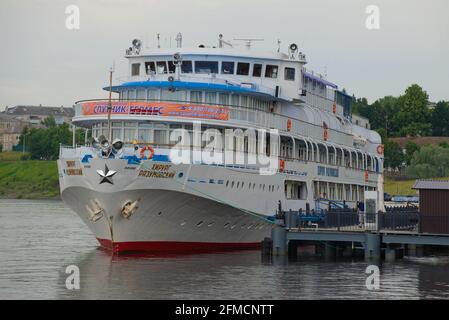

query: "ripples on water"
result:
(1, 199), (449, 299)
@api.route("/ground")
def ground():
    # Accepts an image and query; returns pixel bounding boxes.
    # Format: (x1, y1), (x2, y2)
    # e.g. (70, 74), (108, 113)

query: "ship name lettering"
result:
(138, 169), (175, 179)
(66, 168), (83, 176)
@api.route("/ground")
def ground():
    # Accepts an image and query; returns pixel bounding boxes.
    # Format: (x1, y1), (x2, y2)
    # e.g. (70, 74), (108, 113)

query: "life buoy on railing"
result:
(365, 170), (369, 182)
(287, 119), (292, 132)
(332, 102), (337, 114)
(376, 144), (384, 155)
(279, 159), (285, 172)
(140, 145), (155, 159)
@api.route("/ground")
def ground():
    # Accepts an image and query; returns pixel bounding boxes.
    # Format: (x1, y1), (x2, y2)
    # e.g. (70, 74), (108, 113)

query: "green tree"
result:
(41, 116), (57, 128)
(431, 101), (449, 136)
(393, 84), (430, 137)
(19, 123), (72, 160)
(406, 144), (449, 178)
(404, 141), (420, 165)
(384, 139), (405, 170)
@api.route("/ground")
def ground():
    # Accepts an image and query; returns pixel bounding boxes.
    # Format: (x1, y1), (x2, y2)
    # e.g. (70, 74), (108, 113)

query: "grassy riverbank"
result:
(0, 159), (60, 199)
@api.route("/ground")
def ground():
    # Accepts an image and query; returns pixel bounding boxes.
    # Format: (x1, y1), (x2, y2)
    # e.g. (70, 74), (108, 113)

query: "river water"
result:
(1, 199), (449, 300)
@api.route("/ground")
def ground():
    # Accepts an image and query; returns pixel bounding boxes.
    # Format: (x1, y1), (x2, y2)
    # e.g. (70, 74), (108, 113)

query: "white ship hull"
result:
(58, 158), (276, 253)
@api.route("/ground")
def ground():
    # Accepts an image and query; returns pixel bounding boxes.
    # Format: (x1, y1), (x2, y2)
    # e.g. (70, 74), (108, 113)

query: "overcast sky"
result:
(0, 0), (447, 110)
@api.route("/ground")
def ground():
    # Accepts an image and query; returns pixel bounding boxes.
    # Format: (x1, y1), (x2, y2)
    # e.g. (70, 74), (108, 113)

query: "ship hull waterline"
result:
(61, 186), (273, 254)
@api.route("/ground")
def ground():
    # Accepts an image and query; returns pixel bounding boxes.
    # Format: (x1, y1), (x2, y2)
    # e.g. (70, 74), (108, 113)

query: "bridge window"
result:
(168, 61), (176, 73)
(131, 63), (140, 76)
(156, 61), (167, 74)
(284, 67), (295, 81)
(145, 61), (156, 74)
(236, 62), (250, 76)
(253, 63), (262, 77)
(181, 61), (193, 73)
(265, 65), (278, 78)
(195, 61), (218, 74)
(221, 61), (235, 74)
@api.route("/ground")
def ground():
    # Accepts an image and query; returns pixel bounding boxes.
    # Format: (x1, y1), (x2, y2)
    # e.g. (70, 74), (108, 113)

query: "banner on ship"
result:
(81, 101), (229, 121)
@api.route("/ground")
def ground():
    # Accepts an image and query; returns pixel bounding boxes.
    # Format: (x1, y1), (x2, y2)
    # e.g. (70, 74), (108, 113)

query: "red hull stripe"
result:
(97, 238), (261, 254)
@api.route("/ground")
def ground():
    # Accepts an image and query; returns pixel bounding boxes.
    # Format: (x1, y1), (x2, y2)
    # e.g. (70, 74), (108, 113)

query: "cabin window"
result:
(181, 61), (193, 73)
(284, 67), (295, 81)
(205, 92), (216, 104)
(195, 61), (218, 74)
(253, 63), (262, 77)
(265, 65), (278, 78)
(190, 91), (203, 103)
(131, 63), (140, 76)
(236, 62), (250, 76)
(240, 96), (248, 107)
(231, 95), (239, 106)
(219, 93), (229, 105)
(161, 89), (186, 102)
(221, 61), (235, 74)
(156, 61), (168, 74)
(168, 61), (176, 73)
(145, 62), (156, 74)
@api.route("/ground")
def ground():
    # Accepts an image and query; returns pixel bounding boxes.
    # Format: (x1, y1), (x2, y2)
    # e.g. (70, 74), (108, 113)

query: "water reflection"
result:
(1, 199), (449, 300)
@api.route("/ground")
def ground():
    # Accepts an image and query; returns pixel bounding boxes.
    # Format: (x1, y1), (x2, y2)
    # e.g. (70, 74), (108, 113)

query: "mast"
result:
(107, 64), (114, 142)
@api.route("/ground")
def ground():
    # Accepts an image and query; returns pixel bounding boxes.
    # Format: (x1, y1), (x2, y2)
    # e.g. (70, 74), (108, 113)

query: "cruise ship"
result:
(57, 34), (384, 253)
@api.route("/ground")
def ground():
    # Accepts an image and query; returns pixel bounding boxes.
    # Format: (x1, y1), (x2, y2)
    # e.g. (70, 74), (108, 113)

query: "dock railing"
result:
(283, 208), (421, 233)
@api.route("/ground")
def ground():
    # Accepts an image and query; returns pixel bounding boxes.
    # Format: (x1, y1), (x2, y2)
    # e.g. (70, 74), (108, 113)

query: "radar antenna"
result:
(233, 38), (264, 49)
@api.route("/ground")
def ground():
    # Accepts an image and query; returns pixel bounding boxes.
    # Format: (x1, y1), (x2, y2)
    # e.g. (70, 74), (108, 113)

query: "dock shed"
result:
(413, 180), (449, 234)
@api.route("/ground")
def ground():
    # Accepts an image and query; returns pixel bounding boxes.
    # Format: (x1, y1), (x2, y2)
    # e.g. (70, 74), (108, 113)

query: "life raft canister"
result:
(323, 128), (329, 141)
(279, 159), (285, 172)
(140, 145), (155, 159)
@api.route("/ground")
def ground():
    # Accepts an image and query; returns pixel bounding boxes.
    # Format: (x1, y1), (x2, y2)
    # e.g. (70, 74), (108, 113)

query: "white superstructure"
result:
(57, 34), (384, 253)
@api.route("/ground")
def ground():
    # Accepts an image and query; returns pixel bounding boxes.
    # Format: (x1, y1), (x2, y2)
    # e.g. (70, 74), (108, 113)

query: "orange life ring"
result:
(365, 170), (369, 182)
(287, 119), (292, 132)
(332, 102), (337, 114)
(140, 145), (155, 159)
(376, 144), (384, 155)
(279, 159), (285, 172)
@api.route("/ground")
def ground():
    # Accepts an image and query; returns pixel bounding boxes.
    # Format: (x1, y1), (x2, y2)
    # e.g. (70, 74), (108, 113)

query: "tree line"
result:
(352, 84), (449, 177)
(18, 116), (88, 160)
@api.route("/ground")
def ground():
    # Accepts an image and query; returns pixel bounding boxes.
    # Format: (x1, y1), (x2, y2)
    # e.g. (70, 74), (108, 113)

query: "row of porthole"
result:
(225, 180), (280, 192)
(155, 210), (266, 230)
(180, 220), (266, 230)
